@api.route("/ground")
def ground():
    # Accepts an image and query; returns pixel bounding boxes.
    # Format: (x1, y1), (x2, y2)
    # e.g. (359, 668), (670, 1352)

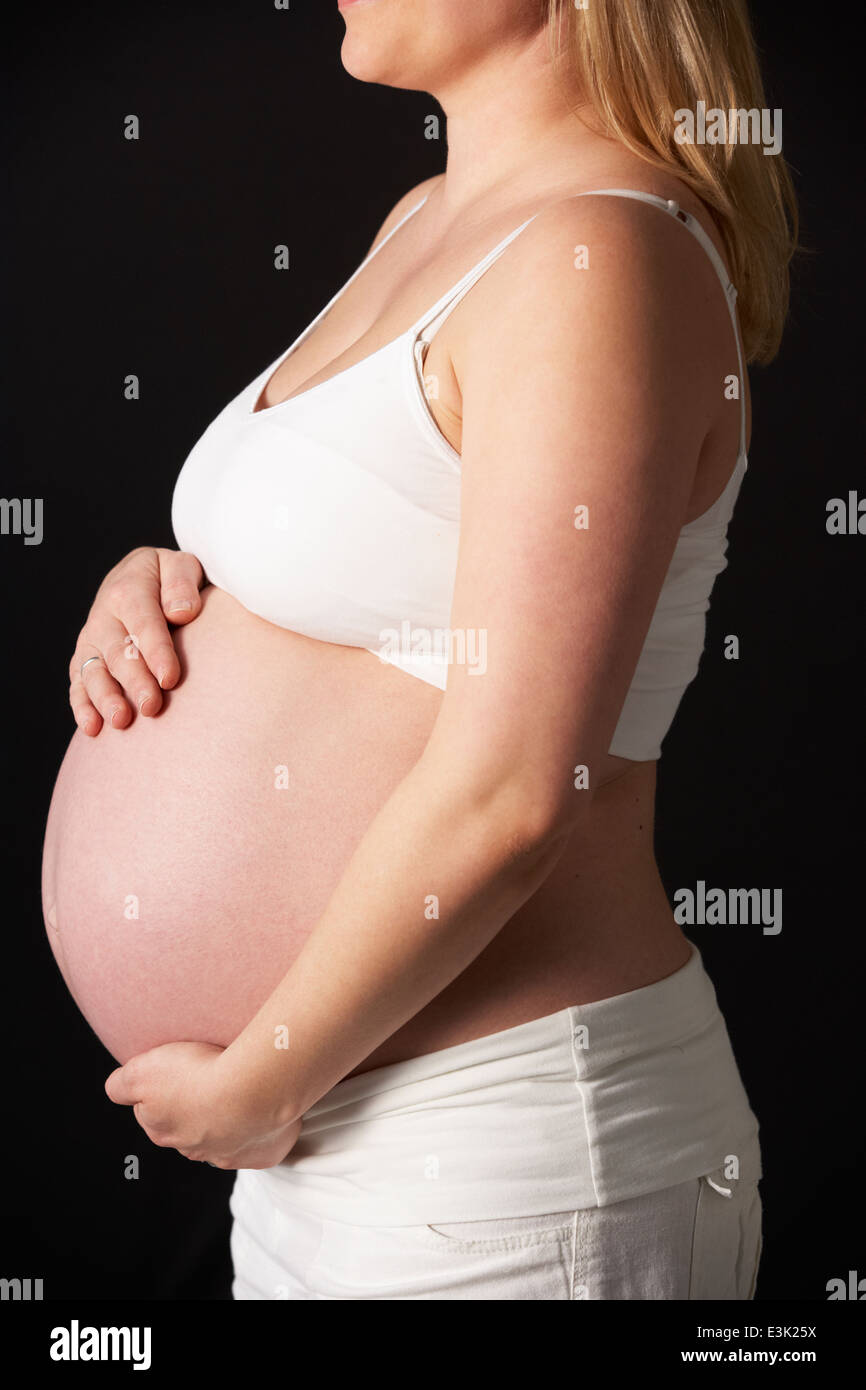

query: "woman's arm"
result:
(107, 195), (727, 1164)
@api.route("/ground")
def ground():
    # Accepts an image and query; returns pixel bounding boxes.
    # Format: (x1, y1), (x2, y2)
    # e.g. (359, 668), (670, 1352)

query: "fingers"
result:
(104, 1063), (138, 1106)
(68, 662), (103, 736)
(101, 605), (176, 709)
(67, 547), (204, 733)
(70, 615), (159, 732)
(69, 632), (136, 735)
(100, 549), (203, 699)
(141, 548), (204, 693)
(156, 547), (202, 619)
(158, 548), (204, 631)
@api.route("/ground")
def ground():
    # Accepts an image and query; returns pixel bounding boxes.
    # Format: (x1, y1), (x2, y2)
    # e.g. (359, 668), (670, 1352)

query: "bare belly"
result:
(41, 583), (687, 1070)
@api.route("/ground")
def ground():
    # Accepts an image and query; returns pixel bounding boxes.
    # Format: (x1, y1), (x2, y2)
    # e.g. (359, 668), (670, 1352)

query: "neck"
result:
(428, 34), (597, 227)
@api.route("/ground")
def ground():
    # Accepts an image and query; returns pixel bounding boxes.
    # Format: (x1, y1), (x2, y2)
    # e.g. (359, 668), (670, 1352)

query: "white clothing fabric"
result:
(171, 188), (748, 760)
(230, 1167), (763, 1301)
(229, 941), (762, 1299)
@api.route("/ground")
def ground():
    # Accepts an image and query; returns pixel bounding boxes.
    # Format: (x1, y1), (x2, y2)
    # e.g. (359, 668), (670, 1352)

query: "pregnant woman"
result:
(41, 0), (797, 1300)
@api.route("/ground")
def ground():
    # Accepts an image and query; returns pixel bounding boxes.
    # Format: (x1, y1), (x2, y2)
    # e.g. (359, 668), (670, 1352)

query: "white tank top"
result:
(171, 187), (748, 761)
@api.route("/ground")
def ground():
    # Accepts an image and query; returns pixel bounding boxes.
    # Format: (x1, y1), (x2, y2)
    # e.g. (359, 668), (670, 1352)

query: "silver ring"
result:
(80, 656), (103, 678)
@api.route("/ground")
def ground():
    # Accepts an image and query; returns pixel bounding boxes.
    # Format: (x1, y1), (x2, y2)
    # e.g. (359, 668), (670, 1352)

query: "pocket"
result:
(688, 1166), (763, 1301)
(304, 1212), (579, 1299)
(418, 1209), (578, 1254)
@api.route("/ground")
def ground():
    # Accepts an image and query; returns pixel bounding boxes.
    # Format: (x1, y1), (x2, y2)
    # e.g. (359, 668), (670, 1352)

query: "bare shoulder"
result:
(446, 188), (737, 478)
(454, 187), (735, 394)
(457, 194), (689, 352)
(364, 173), (444, 255)
(509, 189), (722, 309)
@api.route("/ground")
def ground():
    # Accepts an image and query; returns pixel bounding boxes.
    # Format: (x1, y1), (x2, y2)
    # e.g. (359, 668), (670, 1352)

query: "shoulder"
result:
(455, 190), (732, 390)
(492, 191), (717, 320)
(513, 168), (733, 285)
(451, 191), (728, 461)
(364, 173), (444, 255)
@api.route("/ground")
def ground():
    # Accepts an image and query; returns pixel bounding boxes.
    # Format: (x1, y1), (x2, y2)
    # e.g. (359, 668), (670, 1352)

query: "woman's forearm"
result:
(219, 753), (574, 1127)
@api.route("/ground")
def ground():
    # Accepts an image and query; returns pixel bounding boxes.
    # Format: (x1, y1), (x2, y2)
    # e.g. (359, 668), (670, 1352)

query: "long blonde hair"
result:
(546, 0), (799, 363)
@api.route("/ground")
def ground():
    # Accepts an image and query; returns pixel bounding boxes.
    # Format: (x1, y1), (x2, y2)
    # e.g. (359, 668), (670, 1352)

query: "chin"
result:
(339, 1), (424, 89)
(337, 0), (543, 95)
(338, 0), (497, 92)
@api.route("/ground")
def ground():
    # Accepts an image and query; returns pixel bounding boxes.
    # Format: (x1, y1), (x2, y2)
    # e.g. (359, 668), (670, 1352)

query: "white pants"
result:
(231, 1166), (762, 1300)
(230, 942), (763, 1300)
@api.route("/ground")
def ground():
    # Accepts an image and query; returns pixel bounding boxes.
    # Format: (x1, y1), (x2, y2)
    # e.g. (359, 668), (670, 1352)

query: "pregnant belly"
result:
(41, 584), (441, 1063)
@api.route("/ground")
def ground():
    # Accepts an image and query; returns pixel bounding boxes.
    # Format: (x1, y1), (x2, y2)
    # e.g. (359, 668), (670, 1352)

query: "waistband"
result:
(250, 940), (762, 1226)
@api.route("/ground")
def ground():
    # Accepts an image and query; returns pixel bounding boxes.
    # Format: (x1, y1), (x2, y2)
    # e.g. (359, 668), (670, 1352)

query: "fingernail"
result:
(138, 693), (152, 714)
(158, 668), (171, 688)
(167, 600), (193, 613)
(110, 706), (123, 727)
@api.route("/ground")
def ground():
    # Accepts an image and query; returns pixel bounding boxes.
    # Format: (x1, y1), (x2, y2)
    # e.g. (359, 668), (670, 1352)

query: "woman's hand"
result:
(105, 1042), (303, 1170)
(69, 547), (205, 735)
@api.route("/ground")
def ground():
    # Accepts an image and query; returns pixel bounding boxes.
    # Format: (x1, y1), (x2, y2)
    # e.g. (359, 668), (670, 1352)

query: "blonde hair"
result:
(546, 0), (799, 363)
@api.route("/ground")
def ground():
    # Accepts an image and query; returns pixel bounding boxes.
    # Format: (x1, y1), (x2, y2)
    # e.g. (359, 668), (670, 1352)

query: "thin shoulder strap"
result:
(324, 191), (431, 314)
(411, 215), (538, 344)
(270, 194), (431, 371)
(574, 189), (747, 462)
(412, 186), (748, 465)
(580, 189), (735, 294)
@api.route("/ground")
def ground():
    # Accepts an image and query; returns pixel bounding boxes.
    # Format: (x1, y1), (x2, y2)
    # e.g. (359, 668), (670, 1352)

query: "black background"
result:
(1, 1), (862, 1301)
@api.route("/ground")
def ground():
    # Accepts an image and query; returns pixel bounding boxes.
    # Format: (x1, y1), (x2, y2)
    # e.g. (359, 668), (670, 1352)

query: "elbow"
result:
(468, 775), (588, 867)
(417, 730), (594, 864)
